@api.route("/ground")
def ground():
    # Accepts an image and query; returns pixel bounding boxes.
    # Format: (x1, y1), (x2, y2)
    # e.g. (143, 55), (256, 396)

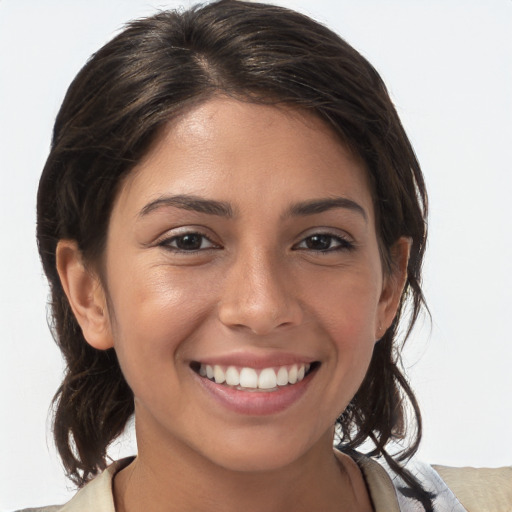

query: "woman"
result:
(20, 1), (510, 511)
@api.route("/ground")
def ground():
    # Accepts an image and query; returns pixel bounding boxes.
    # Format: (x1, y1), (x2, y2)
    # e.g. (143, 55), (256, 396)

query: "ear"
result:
(375, 237), (412, 340)
(56, 240), (114, 350)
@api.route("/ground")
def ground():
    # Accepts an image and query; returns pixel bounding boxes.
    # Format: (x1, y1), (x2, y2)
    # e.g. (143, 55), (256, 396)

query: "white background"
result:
(1, 0), (511, 510)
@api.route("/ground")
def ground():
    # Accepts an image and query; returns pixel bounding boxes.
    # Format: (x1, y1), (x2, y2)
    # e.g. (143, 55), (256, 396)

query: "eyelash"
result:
(157, 232), (220, 252)
(157, 231), (354, 254)
(293, 233), (355, 253)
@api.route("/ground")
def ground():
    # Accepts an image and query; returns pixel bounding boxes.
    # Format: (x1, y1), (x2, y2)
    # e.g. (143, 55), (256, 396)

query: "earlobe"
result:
(56, 240), (114, 350)
(376, 237), (412, 340)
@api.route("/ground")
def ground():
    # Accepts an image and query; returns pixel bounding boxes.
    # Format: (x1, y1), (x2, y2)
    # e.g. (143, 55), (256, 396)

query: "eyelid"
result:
(155, 226), (222, 251)
(292, 228), (355, 252)
(163, 234), (216, 250)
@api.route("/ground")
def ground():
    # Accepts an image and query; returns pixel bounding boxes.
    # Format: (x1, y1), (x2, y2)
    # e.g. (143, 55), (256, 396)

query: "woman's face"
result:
(98, 97), (405, 471)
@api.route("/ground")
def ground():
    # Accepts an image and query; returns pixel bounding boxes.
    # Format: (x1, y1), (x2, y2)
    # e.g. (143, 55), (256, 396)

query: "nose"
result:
(217, 250), (303, 335)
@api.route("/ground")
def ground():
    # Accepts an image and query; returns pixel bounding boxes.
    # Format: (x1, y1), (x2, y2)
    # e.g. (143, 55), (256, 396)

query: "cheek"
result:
(307, 266), (381, 340)
(305, 269), (381, 402)
(105, 263), (218, 388)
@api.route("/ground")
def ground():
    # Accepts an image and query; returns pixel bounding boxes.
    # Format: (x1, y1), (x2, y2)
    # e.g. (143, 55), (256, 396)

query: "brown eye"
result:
(305, 234), (333, 250)
(294, 233), (354, 252)
(175, 234), (203, 250)
(159, 232), (218, 252)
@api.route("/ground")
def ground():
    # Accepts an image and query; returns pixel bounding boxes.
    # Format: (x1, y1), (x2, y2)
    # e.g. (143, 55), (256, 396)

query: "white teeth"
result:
(225, 366), (240, 386)
(198, 362), (311, 389)
(276, 366), (289, 386)
(258, 368), (277, 389)
(288, 364), (298, 384)
(239, 367), (258, 388)
(213, 366), (226, 384)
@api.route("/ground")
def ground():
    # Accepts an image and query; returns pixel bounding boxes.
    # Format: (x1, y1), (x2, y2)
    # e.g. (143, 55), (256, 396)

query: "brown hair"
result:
(37, 0), (429, 507)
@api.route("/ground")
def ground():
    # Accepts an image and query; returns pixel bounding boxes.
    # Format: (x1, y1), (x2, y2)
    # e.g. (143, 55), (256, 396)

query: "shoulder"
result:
(352, 452), (512, 512)
(433, 464), (512, 512)
(15, 508), (62, 512)
(14, 458), (134, 512)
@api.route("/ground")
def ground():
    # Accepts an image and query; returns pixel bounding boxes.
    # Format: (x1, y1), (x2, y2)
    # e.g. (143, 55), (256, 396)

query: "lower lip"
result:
(194, 370), (315, 416)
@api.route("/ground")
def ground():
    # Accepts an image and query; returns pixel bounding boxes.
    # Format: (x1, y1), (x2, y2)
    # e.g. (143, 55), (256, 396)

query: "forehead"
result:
(114, 97), (374, 220)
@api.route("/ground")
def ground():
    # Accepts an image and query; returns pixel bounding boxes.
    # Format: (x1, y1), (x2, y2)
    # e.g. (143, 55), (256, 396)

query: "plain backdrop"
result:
(1, 0), (511, 510)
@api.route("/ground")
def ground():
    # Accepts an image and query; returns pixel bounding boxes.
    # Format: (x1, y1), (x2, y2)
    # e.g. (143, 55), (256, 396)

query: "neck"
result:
(114, 428), (372, 512)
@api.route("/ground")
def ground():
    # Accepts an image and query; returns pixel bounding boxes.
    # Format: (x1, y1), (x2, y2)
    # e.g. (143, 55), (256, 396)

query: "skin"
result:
(57, 97), (410, 512)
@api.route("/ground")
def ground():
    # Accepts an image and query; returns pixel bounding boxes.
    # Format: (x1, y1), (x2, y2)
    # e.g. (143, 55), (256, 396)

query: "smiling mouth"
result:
(190, 362), (320, 391)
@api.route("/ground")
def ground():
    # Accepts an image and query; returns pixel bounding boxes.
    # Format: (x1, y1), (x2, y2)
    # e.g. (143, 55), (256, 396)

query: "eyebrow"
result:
(285, 197), (368, 222)
(139, 194), (367, 222)
(139, 194), (234, 218)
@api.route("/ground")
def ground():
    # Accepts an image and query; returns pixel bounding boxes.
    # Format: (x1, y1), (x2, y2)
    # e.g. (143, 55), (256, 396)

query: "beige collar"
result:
(59, 459), (130, 512)
(354, 455), (401, 512)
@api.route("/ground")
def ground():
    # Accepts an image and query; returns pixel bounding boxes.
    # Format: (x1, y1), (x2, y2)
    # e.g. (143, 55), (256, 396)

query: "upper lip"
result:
(190, 351), (318, 369)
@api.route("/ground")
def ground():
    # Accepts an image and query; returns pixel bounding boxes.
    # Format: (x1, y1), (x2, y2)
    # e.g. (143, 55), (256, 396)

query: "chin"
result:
(197, 428), (325, 474)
